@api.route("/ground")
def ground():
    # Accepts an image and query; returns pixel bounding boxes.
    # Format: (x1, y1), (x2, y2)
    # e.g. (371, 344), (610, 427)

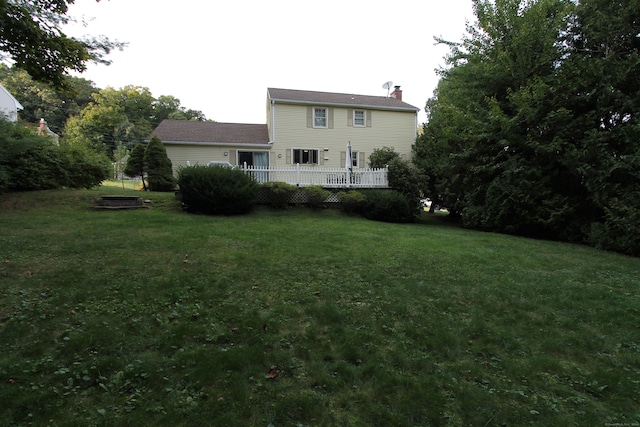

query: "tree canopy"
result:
(0, 0), (124, 90)
(62, 85), (207, 157)
(415, 0), (640, 256)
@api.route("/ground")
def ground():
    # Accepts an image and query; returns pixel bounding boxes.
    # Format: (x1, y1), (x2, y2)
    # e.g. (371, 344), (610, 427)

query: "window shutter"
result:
(340, 151), (346, 166)
(359, 152), (366, 167)
(286, 148), (292, 164)
(328, 108), (334, 129)
(307, 107), (312, 128)
(347, 110), (353, 127)
(230, 149), (237, 165)
(319, 150), (324, 165)
(366, 111), (372, 127)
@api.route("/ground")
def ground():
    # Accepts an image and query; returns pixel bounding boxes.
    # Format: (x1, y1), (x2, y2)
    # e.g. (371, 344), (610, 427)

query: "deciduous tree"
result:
(0, 0), (124, 90)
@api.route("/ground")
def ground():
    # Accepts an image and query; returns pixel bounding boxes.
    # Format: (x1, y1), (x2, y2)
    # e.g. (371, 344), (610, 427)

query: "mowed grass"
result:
(0, 186), (639, 427)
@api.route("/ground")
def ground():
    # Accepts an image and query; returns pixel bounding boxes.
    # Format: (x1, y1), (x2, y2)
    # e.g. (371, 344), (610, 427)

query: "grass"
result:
(1, 184), (639, 426)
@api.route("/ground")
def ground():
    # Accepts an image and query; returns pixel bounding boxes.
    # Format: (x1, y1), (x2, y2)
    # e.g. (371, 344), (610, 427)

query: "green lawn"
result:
(1, 186), (639, 426)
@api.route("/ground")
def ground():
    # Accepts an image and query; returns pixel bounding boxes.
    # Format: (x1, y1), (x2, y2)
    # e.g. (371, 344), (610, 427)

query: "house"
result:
(266, 87), (419, 169)
(150, 87), (419, 174)
(0, 83), (24, 122)
(149, 121), (271, 172)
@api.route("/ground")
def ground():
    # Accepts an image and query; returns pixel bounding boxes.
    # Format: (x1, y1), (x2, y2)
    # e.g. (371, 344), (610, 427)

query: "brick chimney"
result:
(390, 85), (402, 101)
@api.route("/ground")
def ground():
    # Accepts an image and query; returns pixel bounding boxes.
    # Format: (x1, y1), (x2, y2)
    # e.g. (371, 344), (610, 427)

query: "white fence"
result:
(239, 164), (389, 188)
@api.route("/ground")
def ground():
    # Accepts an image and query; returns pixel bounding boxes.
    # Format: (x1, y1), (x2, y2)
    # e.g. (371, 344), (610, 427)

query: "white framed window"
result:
(313, 108), (327, 128)
(292, 148), (319, 164)
(353, 110), (365, 127)
(351, 150), (360, 168)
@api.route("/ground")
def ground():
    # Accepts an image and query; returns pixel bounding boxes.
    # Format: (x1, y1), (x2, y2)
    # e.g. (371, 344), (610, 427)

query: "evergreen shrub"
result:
(144, 136), (175, 192)
(304, 186), (330, 208)
(338, 190), (366, 215)
(362, 189), (416, 223)
(261, 181), (297, 209)
(177, 165), (259, 215)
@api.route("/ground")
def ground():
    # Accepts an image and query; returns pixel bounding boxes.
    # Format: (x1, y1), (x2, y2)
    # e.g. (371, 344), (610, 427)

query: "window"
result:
(292, 148), (319, 164)
(354, 110), (365, 127)
(313, 108), (327, 128)
(351, 150), (359, 168)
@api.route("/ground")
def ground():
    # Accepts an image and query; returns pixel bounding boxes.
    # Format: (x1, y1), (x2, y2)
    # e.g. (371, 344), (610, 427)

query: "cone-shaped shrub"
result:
(144, 136), (175, 192)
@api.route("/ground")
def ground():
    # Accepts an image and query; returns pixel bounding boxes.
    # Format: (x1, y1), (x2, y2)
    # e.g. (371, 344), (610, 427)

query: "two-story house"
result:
(150, 87), (419, 175)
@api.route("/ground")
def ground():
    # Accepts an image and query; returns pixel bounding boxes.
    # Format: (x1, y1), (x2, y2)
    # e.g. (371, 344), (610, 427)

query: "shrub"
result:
(0, 120), (65, 191)
(304, 186), (330, 208)
(59, 142), (111, 189)
(338, 190), (366, 215)
(362, 189), (417, 223)
(144, 136), (175, 192)
(177, 165), (259, 215)
(261, 181), (297, 209)
(0, 119), (110, 193)
(369, 146), (399, 168)
(125, 143), (147, 190)
(387, 158), (424, 211)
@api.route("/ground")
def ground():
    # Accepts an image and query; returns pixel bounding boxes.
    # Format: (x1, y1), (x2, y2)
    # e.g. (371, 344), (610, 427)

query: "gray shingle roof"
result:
(149, 120), (270, 145)
(268, 88), (419, 111)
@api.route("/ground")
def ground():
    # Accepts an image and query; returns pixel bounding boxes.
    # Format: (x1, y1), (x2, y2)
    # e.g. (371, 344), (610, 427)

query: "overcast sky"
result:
(65, 0), (474, 125)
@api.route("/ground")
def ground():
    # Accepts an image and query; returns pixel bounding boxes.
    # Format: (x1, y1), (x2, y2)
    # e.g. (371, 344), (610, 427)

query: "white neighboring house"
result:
(0, 83), (23, 122)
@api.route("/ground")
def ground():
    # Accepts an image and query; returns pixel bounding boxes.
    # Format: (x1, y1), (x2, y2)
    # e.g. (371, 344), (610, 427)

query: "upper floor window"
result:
(354, 110), (365, 127)
(314, 108), (327, 128)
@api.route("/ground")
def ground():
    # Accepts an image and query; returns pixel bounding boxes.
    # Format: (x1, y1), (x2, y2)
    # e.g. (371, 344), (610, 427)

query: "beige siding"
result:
(270, 103), (416, 168)
(165, 144), (236, 174)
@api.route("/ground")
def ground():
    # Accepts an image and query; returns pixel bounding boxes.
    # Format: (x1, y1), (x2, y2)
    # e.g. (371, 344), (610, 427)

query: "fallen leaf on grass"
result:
(267, 368), (280, 379)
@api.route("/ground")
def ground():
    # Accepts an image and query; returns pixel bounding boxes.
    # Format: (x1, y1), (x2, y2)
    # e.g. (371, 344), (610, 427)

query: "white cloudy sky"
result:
(65, 0), (474, 125)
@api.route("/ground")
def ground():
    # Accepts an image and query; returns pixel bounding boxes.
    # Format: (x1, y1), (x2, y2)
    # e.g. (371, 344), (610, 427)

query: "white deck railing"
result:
(239, 164), (389, 188)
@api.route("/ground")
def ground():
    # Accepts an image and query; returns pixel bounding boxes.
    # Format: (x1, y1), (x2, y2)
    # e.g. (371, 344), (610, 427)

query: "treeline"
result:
(0, 64), (207, 156)
(0, 64), (207, 194)
(414, 0), (640, 256)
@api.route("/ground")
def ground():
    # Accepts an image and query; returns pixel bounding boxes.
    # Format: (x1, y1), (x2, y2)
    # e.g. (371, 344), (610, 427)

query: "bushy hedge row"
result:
(176, 163), (416, 223)
(0, 120), (110, 194)
(339, 189), (418, 223)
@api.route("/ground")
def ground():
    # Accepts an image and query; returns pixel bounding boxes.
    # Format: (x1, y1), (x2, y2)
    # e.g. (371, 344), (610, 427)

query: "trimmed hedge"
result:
(338, 190), (366, 215)
(362, 189), (417, 223)
(177, 165), (259, 215)
(304, 186), (331, 208)
(261, 181), (297, 209)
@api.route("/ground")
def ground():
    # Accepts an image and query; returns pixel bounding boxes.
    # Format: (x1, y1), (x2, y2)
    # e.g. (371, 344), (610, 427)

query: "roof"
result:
(268, 88), (419, 112)
(149, 120), (270, 146)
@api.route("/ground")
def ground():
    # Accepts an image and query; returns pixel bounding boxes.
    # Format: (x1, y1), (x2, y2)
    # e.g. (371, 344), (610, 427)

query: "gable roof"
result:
(149, 120), (270, 146)
(268, 88), (419, 112)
